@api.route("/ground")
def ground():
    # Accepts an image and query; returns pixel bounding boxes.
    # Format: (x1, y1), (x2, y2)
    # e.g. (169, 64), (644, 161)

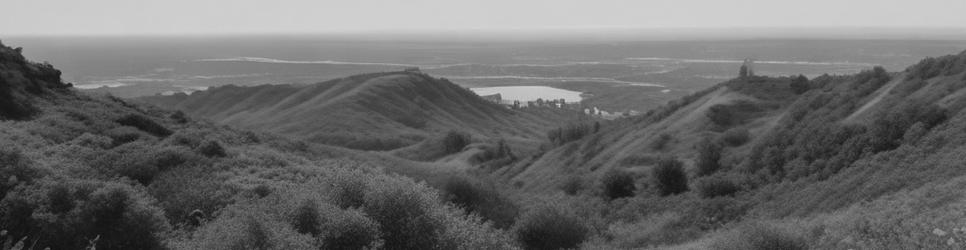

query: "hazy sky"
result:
(3, 0), (966, 36)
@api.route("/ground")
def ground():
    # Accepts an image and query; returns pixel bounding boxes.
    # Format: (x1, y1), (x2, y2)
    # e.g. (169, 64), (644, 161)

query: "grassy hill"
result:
(139, 72), (584, 153)
(9, 35), (966, 249)
(0, 41), (531, 250)
(492, 50), (966, 249)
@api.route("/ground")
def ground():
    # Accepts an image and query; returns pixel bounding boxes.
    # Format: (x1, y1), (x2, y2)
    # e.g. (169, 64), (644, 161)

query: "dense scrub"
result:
(0, 42), (526, 250)
(547, 122), (598, 146)
(440, 174), (520, 229)
(512, 203), (589, 250)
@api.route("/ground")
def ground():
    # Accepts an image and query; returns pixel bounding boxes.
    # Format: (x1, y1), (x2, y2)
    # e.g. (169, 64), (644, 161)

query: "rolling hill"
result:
(0, 40), (523, 250)
(139, 71), (584, 152)
(495, 49), (966, 248)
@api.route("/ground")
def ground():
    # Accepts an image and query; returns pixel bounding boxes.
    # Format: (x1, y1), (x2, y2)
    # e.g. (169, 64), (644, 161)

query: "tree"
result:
(791, 74), (810, 94)
(601, 169), (636, 200)
(653, 156), (688, 196)
(512, 204), (589, 250)
(739, 65), (749, 78)
(695, 137), (723, 176)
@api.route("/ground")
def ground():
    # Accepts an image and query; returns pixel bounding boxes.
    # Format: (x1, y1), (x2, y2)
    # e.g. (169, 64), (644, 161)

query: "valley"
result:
(3, 36), (966, 250)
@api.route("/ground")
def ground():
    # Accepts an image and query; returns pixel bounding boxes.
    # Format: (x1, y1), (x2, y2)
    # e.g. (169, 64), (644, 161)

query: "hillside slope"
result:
(140, 72), (579, 151)
(0, 41), (520, 250)
(498, 50), (966, 249)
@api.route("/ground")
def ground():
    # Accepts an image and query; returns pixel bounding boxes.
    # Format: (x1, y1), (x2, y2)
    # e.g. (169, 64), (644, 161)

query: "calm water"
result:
(6, 36), (966, 98)
(471, 86), (583, 103)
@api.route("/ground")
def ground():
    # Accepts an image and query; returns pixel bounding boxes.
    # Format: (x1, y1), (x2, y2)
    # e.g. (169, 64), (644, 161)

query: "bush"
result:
(188, 211), (314, 250)
(559, 175), (585, 195)
(328, 171), (368, 209)
(170, 110), (188, 124)
(197, 139), (227, 158)
(653, 157), (688, 196)
(0, 78), (38, 120)
(0, 145), (40, 199)
(440, 175), (519, 229)
(441, 130), (471, 155)
(291, 199), (323, 236)
(695, 137), (723, 176)
(711, 222), (808, 250)
(547, 123), (595, 146)
(148, 168), (231, 225)
(650, 133), (672, 150)
(322, 208), (383, 249)
(362, 178), (445, 250)
(720, 127), (751, 147)
(695, 176), (742, 198)
(116, 114), (172, 137)
(4, 181), (172, 250)
(76, 184), (171, 250)
(512, 204), (589, 250)
(106, 126), (144, 146)
(600, 169), (636, 200)
(790, 75), (810, 94)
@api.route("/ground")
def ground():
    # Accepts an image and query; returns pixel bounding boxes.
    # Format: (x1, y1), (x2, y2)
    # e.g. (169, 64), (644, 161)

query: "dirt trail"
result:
(844, 77), (902, 122)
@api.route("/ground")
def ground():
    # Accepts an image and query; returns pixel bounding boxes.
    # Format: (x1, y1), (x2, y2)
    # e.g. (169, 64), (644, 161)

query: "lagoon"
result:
(471, 86), (583, 103)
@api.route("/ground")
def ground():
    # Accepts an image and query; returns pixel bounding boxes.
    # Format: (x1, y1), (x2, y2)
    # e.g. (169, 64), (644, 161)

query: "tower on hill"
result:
(739, 59), (755, 77)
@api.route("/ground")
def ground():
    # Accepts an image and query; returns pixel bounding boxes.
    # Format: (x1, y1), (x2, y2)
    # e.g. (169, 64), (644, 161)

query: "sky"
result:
(3, 0), (966, 36)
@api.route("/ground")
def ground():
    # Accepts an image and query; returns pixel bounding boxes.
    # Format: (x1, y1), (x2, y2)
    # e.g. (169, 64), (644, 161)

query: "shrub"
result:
(441, 130), (471, 154)
(116, 114), (172, 137)
(720, 127), (751, 147)
(512, 203), (589, 250)
(251, 184), (272, 198)
(547, 123), (595, 146)
(329, 171), (368, 209)
(707, 104), (736, 127)
(711, 222), (808, 250)
(440, 175), (519, 229)
(322, 208), (383, 249)
(790, 74), (810, 94)
(188, 211), (314, 250)
(197, 139), (227, 158)
(170, 110), (188, 124)
(76, 184), (170, 250)
(0, 182), (175, 250)
(291, 199), (323, 236)
(106, 126), (144, 146)
(695, 176), (742, 198)
(363, 178), (445, 250)
(148, 168), (232, 225)
(653, 157), (688, 196)
(0, 78), (38, 120)
(601, 169), (636, 200)
(695, 137), (723, 176)
(559, 175), (585, 195)
(152, 146), (197, 171)
(0, 145), (40, 199)
(47, 183), (74, 214)
(650, 133), (673, 150)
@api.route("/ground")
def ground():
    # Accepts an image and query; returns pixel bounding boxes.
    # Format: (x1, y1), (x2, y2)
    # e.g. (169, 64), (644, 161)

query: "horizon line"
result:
(5, 26), (966, 40)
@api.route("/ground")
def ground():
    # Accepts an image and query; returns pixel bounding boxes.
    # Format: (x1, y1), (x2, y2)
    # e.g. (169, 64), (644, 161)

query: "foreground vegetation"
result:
(6, 38), (966, 249)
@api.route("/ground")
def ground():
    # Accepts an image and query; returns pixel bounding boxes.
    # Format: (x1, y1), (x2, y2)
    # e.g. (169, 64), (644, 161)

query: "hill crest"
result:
(140, 70), (582, 151)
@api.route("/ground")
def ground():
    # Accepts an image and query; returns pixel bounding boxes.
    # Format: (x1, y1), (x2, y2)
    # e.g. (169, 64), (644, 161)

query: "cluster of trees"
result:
(706, 100), (764, 129)
(905, 52), (966, 80)
(547, 122), (600, 146)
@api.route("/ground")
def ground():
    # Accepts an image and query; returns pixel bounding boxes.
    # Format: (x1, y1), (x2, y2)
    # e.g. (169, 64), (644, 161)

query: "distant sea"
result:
(5, 36), (965, 98)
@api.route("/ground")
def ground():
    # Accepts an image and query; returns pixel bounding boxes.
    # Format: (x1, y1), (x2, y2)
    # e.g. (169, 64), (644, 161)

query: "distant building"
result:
(740, 59), (755, 77)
